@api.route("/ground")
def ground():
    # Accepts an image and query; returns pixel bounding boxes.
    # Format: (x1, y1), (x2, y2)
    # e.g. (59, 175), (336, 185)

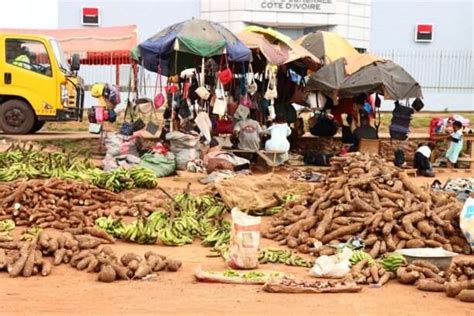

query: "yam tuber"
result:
(98, 264), (116, 283)
(417, 279), (446, 292)
(457, 289), (474, 303)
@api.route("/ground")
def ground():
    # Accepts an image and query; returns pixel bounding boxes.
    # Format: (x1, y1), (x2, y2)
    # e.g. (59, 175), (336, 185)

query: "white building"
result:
(200, 0), (371, 50)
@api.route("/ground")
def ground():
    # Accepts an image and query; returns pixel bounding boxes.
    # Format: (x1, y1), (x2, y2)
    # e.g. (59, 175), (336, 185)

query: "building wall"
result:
(58, 0), (201, 41)
(200, 0), (371, 49)
(371, 0), (473, 51)
(371, 0), (473, 111)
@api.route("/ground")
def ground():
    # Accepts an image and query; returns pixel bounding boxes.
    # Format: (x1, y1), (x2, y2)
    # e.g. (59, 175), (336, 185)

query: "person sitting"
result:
(233, 113), (263, 152)
(265, 115), (292, 165)
(352, 116), (378, 151)
(414, 142), (436, 177)
(446, 120), (464, 169)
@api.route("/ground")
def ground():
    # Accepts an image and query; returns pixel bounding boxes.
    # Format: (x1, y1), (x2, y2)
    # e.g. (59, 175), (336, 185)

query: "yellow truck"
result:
(0, 34), (84, 134)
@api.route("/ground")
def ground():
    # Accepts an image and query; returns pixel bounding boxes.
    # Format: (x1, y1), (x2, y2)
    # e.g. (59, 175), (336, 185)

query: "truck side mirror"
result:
(70, 53), (80, 72)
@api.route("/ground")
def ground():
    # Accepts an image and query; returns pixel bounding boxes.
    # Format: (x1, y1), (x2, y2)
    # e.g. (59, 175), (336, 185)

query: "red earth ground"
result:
(1, 169), (473, 316)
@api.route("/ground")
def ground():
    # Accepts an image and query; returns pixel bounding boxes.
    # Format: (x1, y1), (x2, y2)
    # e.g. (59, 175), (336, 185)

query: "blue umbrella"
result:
(139, 19), (252, 75)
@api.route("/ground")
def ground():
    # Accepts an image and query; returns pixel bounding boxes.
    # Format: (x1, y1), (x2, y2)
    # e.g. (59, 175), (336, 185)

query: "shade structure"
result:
(307, 58), (423, 101)
(297, 31), (359, 64)
(239, 26), (321, 71)
(306, 58), (347, 97)
(339, 60), (423, 100)
(0, 25), (138, 64)
(138, 19), (252, 75)
(344, 53), (384, 75)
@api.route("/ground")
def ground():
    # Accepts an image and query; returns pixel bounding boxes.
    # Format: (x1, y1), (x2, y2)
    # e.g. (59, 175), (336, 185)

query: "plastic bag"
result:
(460, 196), (474, 252)
(139, 152), (176, 178)
(309, 247), (353, 278)
(227, 208), (261, 269)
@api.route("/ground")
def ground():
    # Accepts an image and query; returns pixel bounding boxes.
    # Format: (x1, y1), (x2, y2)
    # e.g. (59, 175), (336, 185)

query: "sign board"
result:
(415, 23), (433, 42)
(249, 0), (336, 13)
(82, 7), (100, 26)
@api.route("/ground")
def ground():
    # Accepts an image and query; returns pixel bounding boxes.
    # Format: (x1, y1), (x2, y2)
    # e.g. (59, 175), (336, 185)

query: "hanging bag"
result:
(246, 63), (258, 95)
(218, 54), (233, 85)
(196, 57), (211, 100)
(264, 72), (278, 101)
(146, 103), (160, 135)
(216, 115), (234, 134)
(213, 80), (227, 116)
(154, 65), (165, 109)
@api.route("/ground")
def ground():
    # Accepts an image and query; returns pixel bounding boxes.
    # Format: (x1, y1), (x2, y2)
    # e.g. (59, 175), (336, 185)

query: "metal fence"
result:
(372, 50), (474, 93)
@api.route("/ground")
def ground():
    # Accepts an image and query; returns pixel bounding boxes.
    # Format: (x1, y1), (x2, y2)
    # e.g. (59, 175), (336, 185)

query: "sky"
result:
(0, 0), (59, 29)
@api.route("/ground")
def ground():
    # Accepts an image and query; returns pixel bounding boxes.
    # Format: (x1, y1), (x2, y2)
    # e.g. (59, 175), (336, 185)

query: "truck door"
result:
(3, 38), (58, 117)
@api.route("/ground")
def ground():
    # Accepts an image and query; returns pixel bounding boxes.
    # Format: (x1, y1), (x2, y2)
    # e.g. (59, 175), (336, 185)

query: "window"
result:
(5, 39), (52, 76)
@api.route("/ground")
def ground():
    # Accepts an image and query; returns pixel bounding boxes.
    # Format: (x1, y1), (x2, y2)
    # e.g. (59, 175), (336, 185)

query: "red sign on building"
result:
(82, 7), (100, 26)
(415, 24), (433, 42)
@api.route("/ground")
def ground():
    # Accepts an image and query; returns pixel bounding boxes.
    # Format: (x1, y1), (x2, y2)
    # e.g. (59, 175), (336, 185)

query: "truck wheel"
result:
(30, 120), (45, 133)
(0, 99), (36, 134)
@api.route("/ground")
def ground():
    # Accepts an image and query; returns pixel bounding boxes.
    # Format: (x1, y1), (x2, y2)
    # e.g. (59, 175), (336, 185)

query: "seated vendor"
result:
(414, 142), (436, 177)
(352, 116), (377, 151)
(265, 115), (292, 165)
(233, 113), (263, 152)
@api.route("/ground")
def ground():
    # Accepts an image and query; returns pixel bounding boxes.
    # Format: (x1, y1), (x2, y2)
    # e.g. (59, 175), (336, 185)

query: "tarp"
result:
(339, 60), (423, 100)
(139, 19), (251, 75)
(240, 26), (320, 70)
(297, 31), (359, 64)
(0, 25), (138, 58)
(306, 58), (347, 97)
(307, 59), (423, 100)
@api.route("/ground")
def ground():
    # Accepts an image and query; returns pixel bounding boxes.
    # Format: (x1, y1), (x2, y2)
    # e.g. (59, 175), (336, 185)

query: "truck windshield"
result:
(50, 39), (69, 73)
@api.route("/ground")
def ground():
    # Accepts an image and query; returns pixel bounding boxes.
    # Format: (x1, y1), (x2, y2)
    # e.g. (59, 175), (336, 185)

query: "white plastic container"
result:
(460, 196), (474, 252)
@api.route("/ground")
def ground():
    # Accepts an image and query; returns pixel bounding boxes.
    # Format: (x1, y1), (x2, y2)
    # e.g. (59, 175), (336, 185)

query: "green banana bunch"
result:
(89, 167), (135, 192)
(378, 252), (407, 272)
(0, 220), (15, 232)
(201, 220), (231, 247)
(20, 226), (43, 241)
(251, 193), (298, 216)
(349, 250), (375, 266)
(0, 148), (96, 182)
(95, 216), (126, 238)
(258, 249), (313, 267)
(129, 166), (158, 189)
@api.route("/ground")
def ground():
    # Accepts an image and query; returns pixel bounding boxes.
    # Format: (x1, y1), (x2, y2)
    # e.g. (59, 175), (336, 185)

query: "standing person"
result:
(265, 115), (292, 165)
(414, 142), (436, 177)
(233, 114), (263, 152)
(446, 120), (464, 168)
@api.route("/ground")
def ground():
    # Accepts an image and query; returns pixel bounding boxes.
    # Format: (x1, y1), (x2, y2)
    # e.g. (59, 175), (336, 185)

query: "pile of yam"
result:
(0, 230), (111, 278)
(0, 230), (182, 282)
(264, 153), (470, 257)
(349, 259), (395, 287)
(0, 179), (162, 229)
(396, 258), (474, 303)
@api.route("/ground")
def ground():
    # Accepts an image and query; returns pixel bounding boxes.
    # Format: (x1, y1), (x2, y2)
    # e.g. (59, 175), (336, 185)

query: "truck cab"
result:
(0, 34), (84, 134)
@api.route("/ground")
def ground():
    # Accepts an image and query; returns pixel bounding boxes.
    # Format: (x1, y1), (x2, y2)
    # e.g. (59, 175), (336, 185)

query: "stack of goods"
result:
(0, 146), (158, 192)
(263, 153), (470, 256)
(394, 258), (474, 303)
(0, 230), (182, 282)
(95, 193), (230, 247)
(348, 251), (406, 286)
(0, 179), (162, 229)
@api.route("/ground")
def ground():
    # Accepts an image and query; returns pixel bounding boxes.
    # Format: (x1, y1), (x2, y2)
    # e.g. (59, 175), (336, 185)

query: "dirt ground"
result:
(1, 169), (473, 316)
